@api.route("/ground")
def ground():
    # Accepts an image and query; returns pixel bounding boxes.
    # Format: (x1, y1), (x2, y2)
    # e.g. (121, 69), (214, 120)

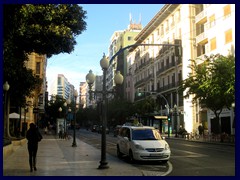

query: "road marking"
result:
(141, 161), (173, 176)
(161, 161), (173, 176)
(171, 148), (208, 157)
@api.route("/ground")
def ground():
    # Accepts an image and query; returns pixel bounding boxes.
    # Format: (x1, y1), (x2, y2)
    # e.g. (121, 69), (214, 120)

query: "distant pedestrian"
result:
(198, 125), (204, 136)
(44, 126), (48, 134)
(59, 130), (63, 139)
(26, 123), (42, 172)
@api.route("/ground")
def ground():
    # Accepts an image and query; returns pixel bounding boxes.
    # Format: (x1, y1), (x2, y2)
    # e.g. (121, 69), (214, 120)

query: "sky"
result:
(46, 4), (164, 92)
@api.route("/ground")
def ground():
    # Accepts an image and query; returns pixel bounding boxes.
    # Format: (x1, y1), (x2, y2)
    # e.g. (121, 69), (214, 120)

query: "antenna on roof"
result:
(139, 13), (142, 24)
(129, 12), (132, 24)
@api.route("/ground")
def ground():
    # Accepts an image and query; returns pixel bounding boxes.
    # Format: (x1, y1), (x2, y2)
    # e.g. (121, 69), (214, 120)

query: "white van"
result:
(116, 125), (171, 163)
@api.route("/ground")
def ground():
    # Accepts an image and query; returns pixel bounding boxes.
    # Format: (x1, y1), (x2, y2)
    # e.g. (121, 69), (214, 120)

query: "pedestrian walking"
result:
(44, 126), (48, 134)
(59, 130), (63, 139)
(26, 123), (42, 172)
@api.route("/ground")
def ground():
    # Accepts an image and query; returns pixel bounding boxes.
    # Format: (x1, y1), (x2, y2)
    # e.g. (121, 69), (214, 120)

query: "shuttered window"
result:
(225, 29), (232, 44)
(210, 37), (216, 51)
(224, 5), (231, 17)
(209, 14), (215, 28)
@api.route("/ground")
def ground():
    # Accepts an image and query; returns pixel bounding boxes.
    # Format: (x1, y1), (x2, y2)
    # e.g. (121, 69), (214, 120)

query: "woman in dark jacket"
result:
(26, 123), (42, 172)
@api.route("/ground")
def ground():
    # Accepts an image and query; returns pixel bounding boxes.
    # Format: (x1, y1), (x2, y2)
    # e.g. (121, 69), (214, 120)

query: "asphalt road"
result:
(166, 139), (235, 176)
(76, 129), (235, 176)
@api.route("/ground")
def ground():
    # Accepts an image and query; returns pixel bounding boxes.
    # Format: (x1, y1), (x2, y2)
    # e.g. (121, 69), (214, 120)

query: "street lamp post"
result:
(171, 104), (179, 137)
(58, 107), (62, 117)
(58, 107), (63, 136)
(63, 102), (67, 133)
(68, 107), (72, 132)
(86, 53), (123, 169)
(66, 98), (71, 133)
(72, 89), (78, 147)
(231, 102), (235, 132)
(3, 81), (10, 139)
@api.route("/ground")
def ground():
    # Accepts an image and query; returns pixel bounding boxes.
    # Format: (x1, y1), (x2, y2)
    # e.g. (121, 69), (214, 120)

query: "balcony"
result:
(195, 9), (207, 24)
(196, 31), (208, 44)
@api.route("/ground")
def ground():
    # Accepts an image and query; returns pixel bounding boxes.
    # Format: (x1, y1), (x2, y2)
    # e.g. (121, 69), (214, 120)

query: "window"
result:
(225, 29), (232, 44)
(132, 129), (160, 140)
(157, 28), (160, 35)
(177, 9), (181, 22)
(210, 37), (216, 51)
(161, 25), (164, 36)
(171, 15), (175, 27)
(178, 28), (182, 39)
(165, 20), (169, 31)
(151, 34), (154, 43)
(58, 77), (62, 85)
(223, 5), (231, 17)
(209, 14), (215, 28)
(172, 73), (175, 85)
(36, 62), (40, 75)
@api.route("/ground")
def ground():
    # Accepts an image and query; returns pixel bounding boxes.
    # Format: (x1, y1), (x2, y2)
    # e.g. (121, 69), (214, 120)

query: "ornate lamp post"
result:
(231, 102), (235, 132)
(63, 102), (67, 133)
(58, 107), (62, 117)
(3, 81), (10, 139)
(68, 107), (72, 131)
(86, 53), (123, 169)
(66, 98), (71, 133)
(72, 89), (78, 147)
(170, 104), (179, 137)
(58, 107), (63, 136)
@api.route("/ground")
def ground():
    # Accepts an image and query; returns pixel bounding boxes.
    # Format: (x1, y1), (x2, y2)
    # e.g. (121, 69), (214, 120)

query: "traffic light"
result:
(137, 88), (143, 96)
(168, 116), (171, 121)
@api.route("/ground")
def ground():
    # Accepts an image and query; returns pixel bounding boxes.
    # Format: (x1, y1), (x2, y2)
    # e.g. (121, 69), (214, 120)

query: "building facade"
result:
(107, 20), (142, 99)
(126, 4), (235, 135)
(22, 52), (47, 129)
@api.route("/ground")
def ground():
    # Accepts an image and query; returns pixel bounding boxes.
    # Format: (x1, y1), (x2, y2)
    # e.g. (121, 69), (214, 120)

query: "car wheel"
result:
(117, 145), (123, 158)
(129, 150), (135, 163)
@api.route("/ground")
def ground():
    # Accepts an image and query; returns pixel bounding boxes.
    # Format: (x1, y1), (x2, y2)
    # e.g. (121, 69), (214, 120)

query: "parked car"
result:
(98, 126), (110, 134)
(91, 125), (99, 132)
(116, 125), (171, 163)
(114, 125), (122, 137)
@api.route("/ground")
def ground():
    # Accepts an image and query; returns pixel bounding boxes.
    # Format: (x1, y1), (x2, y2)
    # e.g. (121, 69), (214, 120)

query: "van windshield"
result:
(132, 129), (162, 140)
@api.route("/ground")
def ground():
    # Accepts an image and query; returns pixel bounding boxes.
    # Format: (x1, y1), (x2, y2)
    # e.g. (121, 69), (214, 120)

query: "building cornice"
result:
(133, 4), (179, 47)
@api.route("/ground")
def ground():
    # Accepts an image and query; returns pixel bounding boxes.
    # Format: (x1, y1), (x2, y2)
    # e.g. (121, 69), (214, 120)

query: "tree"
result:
(4, 4), (87, 58)
(108, 99), (136, 126)
(182, 54), (235, 133)
(3, 4), (87, 107)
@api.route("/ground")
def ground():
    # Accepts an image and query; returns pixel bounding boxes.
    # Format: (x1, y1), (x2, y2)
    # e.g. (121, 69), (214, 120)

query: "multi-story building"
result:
(22, 52), (47, 129)
(194, 4), (235, 135)
(56, 74), (72, 100)
(107, 19), (142, 99)
(126, 4), (235, 135)
(79, 82), (88, 108)
(48, 74), (75, 104)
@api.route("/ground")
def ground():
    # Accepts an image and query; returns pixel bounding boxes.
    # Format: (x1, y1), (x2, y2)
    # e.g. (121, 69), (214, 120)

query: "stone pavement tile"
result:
(3, 133), (143, 176)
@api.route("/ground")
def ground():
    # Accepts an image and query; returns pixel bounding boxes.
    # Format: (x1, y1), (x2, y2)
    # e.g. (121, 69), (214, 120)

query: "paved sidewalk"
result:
(3, 133), (143, 176)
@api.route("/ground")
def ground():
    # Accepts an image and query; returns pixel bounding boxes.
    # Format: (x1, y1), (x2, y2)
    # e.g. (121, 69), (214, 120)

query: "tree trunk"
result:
(6, 95), (12, 138)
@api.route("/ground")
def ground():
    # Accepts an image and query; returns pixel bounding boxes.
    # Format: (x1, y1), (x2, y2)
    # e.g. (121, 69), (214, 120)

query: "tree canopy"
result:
(3, 4), (87, 107)
(182, 54), (235, 129)
(4, 4), (87, 58)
